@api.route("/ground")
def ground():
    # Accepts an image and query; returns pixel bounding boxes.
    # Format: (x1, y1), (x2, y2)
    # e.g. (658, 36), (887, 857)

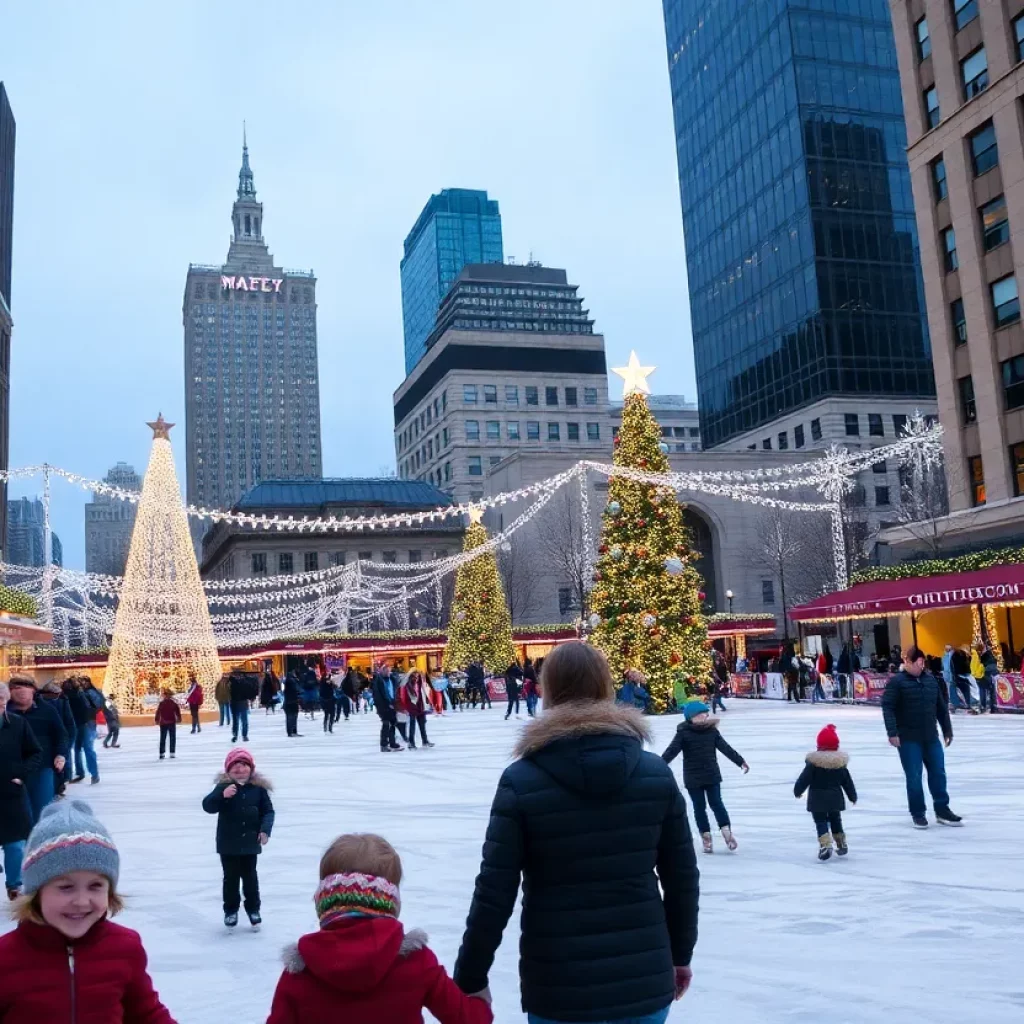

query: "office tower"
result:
(662, 0), (936, 451)
(0, 84), (14, 557)
(393, 262), (609, 503)
(400, 189), (503, 374)
(7, 497), (60, 568)
(85, 462), (141, 576)
(184, 135), (321, 512)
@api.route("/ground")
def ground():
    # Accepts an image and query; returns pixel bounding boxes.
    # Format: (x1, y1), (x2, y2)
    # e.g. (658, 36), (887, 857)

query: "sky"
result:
(2, 0), (696, 568)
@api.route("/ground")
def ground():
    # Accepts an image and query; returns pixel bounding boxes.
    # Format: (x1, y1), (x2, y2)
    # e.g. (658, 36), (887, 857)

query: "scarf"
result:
(315, 872), (399, 928)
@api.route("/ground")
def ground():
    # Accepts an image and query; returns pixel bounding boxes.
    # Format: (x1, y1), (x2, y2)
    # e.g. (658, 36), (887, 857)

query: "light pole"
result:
(725, 589), (734, 614)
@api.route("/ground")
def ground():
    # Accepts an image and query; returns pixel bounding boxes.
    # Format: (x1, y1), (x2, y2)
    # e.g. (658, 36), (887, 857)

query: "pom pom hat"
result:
(817, 724), (840, 751)
(21, 800), (119, 895)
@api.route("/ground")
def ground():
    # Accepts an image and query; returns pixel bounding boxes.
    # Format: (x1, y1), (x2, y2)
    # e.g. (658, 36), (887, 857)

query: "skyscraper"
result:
(400, 189), (503, 374)
(7, 497), (61, 568)
(184, 136), (321, 512)
(0, 84), (15, 558)
(85, 462), (140, 576)
(662, 0), (936, 449)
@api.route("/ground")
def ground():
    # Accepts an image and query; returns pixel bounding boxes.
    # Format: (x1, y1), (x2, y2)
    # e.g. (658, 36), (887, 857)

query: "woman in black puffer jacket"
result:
(454, 641), (699, 1024)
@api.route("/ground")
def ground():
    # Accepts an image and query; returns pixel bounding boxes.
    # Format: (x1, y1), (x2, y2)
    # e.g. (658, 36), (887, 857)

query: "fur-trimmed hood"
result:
(805, 750), (849, 769)
(687, 715), (720, 730)
(213, 770), (273, 791)
(513, 700), (651, 759)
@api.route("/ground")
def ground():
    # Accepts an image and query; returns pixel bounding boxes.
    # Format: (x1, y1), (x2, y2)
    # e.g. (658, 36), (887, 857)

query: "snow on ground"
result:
(4, 700), (1023, 1023)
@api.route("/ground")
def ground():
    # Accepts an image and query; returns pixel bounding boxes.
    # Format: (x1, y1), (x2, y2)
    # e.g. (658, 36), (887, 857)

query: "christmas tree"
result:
(443, 510), (516, 675)
(590, 353), (711, 710)
(104, 415), (222, 714)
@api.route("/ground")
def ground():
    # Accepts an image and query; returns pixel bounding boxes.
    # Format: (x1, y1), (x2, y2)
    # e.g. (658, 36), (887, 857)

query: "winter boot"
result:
(224, 912), (238, 928)
(701, 832), (713, 854)
(721, 826), (738, 851)
(818, 834), (833, 861)
(834, 832), (848, 857)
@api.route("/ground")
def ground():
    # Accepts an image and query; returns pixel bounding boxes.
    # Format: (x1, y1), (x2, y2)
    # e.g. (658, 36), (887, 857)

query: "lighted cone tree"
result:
(104, 415), (221, 714)
(443, 509), (516, 675)
(590, 353), (711, 710)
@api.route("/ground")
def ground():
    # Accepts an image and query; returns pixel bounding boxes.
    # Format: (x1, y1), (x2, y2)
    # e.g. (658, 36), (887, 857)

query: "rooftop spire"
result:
(237, 122), (256, 200)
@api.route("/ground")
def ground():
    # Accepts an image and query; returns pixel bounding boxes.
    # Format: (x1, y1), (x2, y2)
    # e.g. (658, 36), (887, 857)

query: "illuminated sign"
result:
(221, 275), (283, 293)
(908, 583), (1021, 608)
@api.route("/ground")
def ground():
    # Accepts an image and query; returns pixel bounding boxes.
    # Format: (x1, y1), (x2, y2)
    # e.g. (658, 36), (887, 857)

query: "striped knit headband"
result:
(315, 872), (400, 927)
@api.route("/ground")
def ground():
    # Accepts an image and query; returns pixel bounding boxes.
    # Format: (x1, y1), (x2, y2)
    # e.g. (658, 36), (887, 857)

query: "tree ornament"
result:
(588, 613), (601, 628)
(456, 611), (466, 621)
(659, 442), (669, 454)
(698, 591), (706, 601)
(670, 652), (681, 666)
(664, 556), (684, 576)
(638, 518), (647, 528)
(606, 501), (621, 516)
(642, 613), (656, 628)
(611, 546), (623, 561)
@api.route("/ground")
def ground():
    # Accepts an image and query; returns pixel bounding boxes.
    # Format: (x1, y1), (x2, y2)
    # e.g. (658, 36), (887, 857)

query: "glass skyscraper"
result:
(401, 188), (503, 374)
(662, 0), (935, 448)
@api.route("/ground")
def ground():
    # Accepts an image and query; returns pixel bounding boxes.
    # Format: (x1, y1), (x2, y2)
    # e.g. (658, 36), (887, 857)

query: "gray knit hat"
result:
(22, 800), (119, 895)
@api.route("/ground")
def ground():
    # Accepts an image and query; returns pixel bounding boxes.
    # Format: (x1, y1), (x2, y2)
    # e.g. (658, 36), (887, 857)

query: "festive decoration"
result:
(983, 604), (1004, 670)
(588, 613), (601, 628)
(853, 543), (1024, 584)
(103, 417), (222, 713)
(664, 557), (683, 577)
(612, 350), (656, 397)
(442, 518), (515, 674)
(0, 585), (38, 618)
(590, 386), (711, 710)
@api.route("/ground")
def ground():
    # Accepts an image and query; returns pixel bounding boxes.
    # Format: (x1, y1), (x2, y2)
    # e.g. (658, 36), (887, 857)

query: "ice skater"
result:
(794, 724), (857, 861)
(102, 694), (121, 748)
(186, 673), (203, 733)
(396, 671), (434, 749)
(662, 700), (749, 853)
(154, 688), (181, 760)
(202, 748), (274, 929)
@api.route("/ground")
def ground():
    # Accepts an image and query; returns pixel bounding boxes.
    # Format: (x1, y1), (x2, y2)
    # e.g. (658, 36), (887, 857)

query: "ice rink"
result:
(5, 699), (1022, 1023)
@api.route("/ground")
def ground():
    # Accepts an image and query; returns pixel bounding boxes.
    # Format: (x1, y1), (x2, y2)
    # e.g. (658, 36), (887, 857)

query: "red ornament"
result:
(638, 519), (647, 527)
(670, 652), (681, 666)
(639, 458), (649, 468)
(598, 544), (609, 554)
(698, 591), (706, 601)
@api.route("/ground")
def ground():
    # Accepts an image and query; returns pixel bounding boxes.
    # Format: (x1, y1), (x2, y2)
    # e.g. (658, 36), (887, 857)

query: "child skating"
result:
(154, 688), (180, 760)
(202, 747), (274, 929)
(662, 700), (749, 853)
(794, 724), (857, 861)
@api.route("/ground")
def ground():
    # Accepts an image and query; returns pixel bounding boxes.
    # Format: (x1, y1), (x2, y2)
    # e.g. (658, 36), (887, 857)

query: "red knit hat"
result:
(225, 747), (255, 773)
(816, 724), (840, 751)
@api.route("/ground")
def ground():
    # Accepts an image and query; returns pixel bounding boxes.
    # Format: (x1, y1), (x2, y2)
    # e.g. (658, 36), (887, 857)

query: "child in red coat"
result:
(0, 798), (176, 1023)
(154, 688), (181, 760)
(267, 833), (491, 1024)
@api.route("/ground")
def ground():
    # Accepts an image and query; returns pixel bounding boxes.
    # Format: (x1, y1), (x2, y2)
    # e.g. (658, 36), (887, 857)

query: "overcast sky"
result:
(2, 0), (696, 568)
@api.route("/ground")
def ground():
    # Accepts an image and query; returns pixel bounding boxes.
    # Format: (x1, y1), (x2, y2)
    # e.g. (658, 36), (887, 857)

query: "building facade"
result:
(609, 395), (702, 452)
(85, 462), (140, 576)
(0, 84), (14, 558)
(393, 263), (610, 503)
(184, 138), (321, 513)
(7, 497), (61, 568)
(662, 0), (936, 450)
(400, 189), (503, 375)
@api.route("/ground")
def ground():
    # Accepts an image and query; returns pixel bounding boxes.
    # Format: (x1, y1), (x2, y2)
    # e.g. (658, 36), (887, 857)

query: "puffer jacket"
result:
(202, 772), (275, 856)
(0, 712), (42, 845)
(453, 701), (699, 1023)
(0, 918), (175, 1023)
(661, 717), (745, 790)
(794, 750), (858, 814)
(970, 650), (984, 680)
(882, 669), (952, 744)
(8, 699), (67, 775)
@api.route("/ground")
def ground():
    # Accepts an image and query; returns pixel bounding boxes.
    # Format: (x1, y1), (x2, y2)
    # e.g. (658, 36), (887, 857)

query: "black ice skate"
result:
(935, 807), (963, 827)
(224, 912), (238, 928)
(248, 911), (262, 930)
(912, 815), (929, 829)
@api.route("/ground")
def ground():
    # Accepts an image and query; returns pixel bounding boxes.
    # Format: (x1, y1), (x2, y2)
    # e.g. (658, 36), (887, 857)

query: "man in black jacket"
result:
(7, 676), (68, 823)
(372, 665), (402, 752)
(229, 671), (255, 743)
(882, 645), (961, 829)
(283, 669), (302, 737)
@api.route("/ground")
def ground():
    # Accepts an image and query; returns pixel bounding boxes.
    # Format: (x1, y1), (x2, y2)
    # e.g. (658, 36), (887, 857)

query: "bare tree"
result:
(537, 490), (591, 621)
(892, 460), (979, 558)
(497, 533), (541, 624)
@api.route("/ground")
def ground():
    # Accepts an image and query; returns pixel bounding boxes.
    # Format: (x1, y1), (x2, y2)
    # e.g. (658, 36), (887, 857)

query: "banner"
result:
(996, 673), (1024, 710)
(730, 673), (754, 696)
(486, 677), (508, 701)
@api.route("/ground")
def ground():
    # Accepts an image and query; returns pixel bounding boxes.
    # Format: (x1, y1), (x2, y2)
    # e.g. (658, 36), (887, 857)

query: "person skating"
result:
(69, 676), (102, 785)
(37, 681), (75, 796)
(710, 652), (729, 712)
(215, 672), (232, 727)
(794, 724), (858, 861)
(261, 669), (280, 714)
(522, 658), (539, 717)
(320, 675), (336, 734)
(978, 645), (999, 714)
(229, 670), (255, 743)
(186, 673), (203, 734)
(662, 700), (749, 853)
(0, 800), (176, 1022)
(780, 643), (801, 702)
(882, 645), (961, 829)
(102, 694), (121, 748)
(466, 661), (488, 709)
(155, 688), (181, 760)
(267, 833), (492, 1024)
(951, 645), (976, 712)
(503, 660), (523, 720)
(396, 671), (434, 749)
(0, 682), (42, 901)
(372, 664), (403, 752)
(202, 748), (274, 929)
(6, 676), (67, 824)
(284, 668), (302, 737)
(341, 668), (358, 720)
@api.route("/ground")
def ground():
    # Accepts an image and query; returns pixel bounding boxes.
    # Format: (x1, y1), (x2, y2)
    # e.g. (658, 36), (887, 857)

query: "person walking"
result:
(372, 664), (402, 752)
(319, 674), (336, 734)
(710, 652), (729, 712)
(283, 668), (303, 737)
(781, 643), (801, 703)
(978, 645), (999, 714)
(504, 660), (523, 720)
(37, 682), (75, 796)
(186, 673), (204, 734)
(229, 670), (253, 743)
(396, 671), (434, 749)
(881, 645), (961, 829)
(0, 682), (42, 900)
(215, 672), (232, 727)
(155, 688), (181, 760)
(454, 641), (698, 1023)
(341, 668), (357, 720)
(835, 643), (852, 702)
(794, 723), (858, 861)
(6, 677), (67, 823)
(69, 677), (102, 785)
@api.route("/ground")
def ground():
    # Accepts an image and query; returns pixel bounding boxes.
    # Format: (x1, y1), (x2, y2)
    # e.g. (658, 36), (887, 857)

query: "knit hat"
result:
(315, 872), (399, 929)
(22, 800), (119, 896)
(817, 724), (840, 751)
(225, 747), (255, 774)
(683, 701), (710, 721)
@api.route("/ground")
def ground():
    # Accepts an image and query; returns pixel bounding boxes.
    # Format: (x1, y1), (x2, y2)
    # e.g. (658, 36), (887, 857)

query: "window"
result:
(761, 580), (775, 605)
(959, 375), (977, 423)
(916, 16), (931, 59)
(980, 195), (1009, 251)
(961, 48), (988, 99)
(953, 0), (977, 32)
(565, 387), (578, 407)
(924, 86), (940, 129)
(845, 413), (860, 436)
(483, 384), (497, 404)
(489, 455), (501, 467)
(548, 422), (561, 441)
(951, 298), (967, 345)
(868, 413), (884, 437)
(584, 387), (598, 405)
(558, 587), (576, 616)
(794, 424), (805, 448)
(811, 418), (822, 441)
(463, 384), (477, 404)
(567, 422), (580, 441)
(332, 551), (346, 566)
(689, 428), (699, 438)
(468, 456), (482, 476)
(505, 385), (519, 405)
(545, 386), (559, 406)
(872, 459), (887, 475)
(507, 421), (520, 440)
(970, 122), (998, 175)
(1011, 443), (1024, 496)
(465, 420), (480, 441)
(304, 552), (319, 572)
(527, 421), (540, 440)
(778, 431), (788, 450)
(848, 484), (867, 508)
(587, 422), (600, 441)
(931, 157), (947, 201)
(382, 551), (397, 564)
(525, 386), (538, 406)
(1016, 14), (1024, 63)
(251, 553), (267, 575)
(486, 420), (500, 440)
(278, 552), (293, 574)
(874, 486), (891, 507)
(358, 551), (372, 562)
(942, 228), (958, 272)
(992, 275), (1021, 327)
(893, 413), (908, 435)
(761, 438), (772, 450)
(444, 462), (451, 482)
(968, 455), (986, 506)
(408, 550), (421, 563)
(1002, 354), (1024, 409)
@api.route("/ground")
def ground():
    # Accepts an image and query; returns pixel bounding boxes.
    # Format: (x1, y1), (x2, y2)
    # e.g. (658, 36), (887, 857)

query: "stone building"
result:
(84, 462), (140, 577)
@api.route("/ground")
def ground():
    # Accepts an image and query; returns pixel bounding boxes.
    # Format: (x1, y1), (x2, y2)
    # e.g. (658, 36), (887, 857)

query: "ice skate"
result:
(834, 832), (848, 856)
(224, 912), (238, 928)
(248, 911), (262, 930)
(818, 834), (833, 861)
(721, 826), (738, 851)
(912, 816), (929, 829)
(935, 806), (963, 827)
(701, 832), (713, 854)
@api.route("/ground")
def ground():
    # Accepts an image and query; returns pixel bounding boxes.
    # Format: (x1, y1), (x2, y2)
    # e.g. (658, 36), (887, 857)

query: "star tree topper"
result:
(147, 413), (175, 440)
(612, 351), (656, 398)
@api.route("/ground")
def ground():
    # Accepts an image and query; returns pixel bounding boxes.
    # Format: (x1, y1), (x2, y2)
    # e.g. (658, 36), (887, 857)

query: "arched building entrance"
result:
(682, 507), (718, 612)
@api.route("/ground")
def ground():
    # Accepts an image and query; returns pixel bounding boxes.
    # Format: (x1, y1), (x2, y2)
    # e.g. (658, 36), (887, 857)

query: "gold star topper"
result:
(612, 350), (656, 398)
(147, 413), (175, 440)
(467, 506), (484, 525)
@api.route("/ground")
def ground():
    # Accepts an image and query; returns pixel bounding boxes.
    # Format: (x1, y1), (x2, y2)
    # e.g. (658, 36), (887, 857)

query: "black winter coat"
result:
(283, 672), (301, 709)
(882, 669), (952, 744)
(9, 699), (68, 776)
(794, 750), (858, 814)
(41, 693), (75, 756)
(465, 663), (485, 689)
(67, 687), (93, 727)
(319, 679), (335, 704)
(0, 712), (42, 845)
(661, 718), (745, 790)
(454, 702), (699, 1023)
(202, 773), (275, 856)
(951, 649), (970, 677)
(229, 673), (257, 706)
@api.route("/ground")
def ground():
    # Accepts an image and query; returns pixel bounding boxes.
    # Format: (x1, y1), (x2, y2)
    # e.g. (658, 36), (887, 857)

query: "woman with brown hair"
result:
(454, 641), (699, 1024)
(395, 671), (434, 749)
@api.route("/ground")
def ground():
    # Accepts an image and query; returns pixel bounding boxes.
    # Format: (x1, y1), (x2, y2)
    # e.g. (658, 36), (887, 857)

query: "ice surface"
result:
(4, 701), (1022, 1023)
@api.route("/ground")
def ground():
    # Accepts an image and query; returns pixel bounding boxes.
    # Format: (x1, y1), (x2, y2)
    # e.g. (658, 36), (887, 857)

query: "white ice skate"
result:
(721, 826), (738, 851)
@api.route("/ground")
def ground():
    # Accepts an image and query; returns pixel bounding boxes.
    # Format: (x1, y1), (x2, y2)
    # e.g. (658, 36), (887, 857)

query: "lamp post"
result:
(725, 589), (734, 614)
